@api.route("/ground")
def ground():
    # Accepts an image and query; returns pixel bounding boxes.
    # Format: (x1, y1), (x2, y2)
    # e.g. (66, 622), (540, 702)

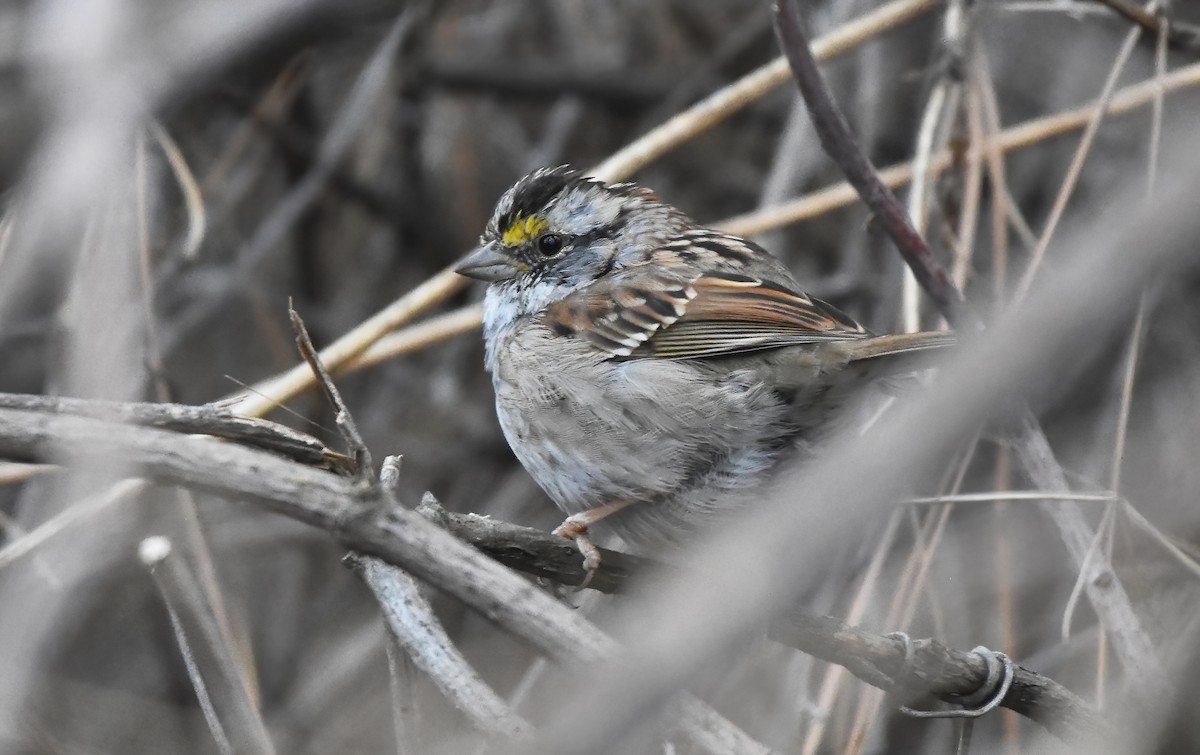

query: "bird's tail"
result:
(832, 330), (955, 381)
(845, 330), (956, 361)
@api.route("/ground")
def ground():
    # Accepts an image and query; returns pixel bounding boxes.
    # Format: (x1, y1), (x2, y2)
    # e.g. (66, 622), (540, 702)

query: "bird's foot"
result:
(553, 516), (602, 590)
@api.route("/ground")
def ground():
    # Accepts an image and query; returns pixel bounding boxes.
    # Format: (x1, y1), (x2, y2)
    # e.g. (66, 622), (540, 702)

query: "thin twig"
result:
(1012, 417), (1168, 690)
(227, 265), (468, 418)
(589, 0), (943, 183)
(148, 121), (207, 260)
(1061, 502), (1119, 640)
(1147, 3), (1170, 196)
(908, 491), (1114, 504)
(237, 12), (414, 274)
(719, 59), (1200, 237)
(384, 633), (421, 755)
(1094, 12), (1170, 701)
(1092, 0), (1200, 50)
(135, 132), (171, 401)
(952, 85), (985, 292)
(0, 479), (145, 571)
(843, 493), (956, 752)
(970, 45), (1012, 299)
(1108, 297), (1148, 497)
(992, 449), (1022, 751)
(0, 462), (56, 485)
(344, 303), (486, 373)
(799, 509), (904, 755)
(1120, 500), (1200, 580)
(290, 304), (372, 475)
(140, 535), (277, 755)
(1015, 13), (1145, 298)
(902, 79), (951, 332)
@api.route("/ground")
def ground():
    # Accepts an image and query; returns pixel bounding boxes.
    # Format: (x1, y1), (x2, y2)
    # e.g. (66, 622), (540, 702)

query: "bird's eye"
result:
(535, 233), (564, 256)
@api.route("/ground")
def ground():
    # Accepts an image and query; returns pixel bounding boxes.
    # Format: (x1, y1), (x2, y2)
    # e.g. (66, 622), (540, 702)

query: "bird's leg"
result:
(553, 499), (636, 588)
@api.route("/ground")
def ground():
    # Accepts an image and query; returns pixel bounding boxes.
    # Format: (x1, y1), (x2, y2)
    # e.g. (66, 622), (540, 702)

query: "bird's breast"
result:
(484, 316), (804, 534)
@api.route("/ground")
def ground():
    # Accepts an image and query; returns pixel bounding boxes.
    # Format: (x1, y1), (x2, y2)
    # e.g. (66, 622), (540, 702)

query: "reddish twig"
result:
(771, 0), (971, 329)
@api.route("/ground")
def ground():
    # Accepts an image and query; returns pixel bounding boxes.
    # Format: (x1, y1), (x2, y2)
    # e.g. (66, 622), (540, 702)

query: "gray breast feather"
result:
(488, 319), (804, 549)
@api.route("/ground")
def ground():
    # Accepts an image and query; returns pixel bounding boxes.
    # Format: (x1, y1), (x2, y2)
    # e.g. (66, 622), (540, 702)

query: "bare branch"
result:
(346, 554), (532, 738)
(770, 611), (1105, 742)
(0, 392), (344, 471)
(0, 405), (769, 754)
(0, 401), (1104, 741)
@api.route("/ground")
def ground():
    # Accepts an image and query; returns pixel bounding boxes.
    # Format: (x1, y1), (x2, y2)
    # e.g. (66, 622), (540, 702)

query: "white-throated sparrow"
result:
(457, 166), (951, 578)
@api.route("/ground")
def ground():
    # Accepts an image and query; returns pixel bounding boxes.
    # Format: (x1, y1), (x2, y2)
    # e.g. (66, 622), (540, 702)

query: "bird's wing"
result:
(542, 265), (869, 360)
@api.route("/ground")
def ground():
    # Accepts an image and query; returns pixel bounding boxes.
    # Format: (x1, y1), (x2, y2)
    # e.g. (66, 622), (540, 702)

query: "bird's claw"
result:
(553, 516), (601, 590)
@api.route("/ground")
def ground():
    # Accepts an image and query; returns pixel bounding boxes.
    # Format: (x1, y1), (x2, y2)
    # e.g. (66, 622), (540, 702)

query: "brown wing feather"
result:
(543, 266), (697, 357)
(543, 266), (869, 360)
(634, 273), (867, 358)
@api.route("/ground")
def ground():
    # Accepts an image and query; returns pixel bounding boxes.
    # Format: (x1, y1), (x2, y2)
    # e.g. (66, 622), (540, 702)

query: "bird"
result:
(456, 166), (952, 582)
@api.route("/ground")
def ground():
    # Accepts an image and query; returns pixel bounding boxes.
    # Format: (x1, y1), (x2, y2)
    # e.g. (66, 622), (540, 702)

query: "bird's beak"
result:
(454, 245), (520, 282)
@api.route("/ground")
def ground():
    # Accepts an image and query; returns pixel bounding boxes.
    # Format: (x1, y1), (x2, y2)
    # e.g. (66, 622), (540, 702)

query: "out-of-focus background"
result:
(2, 0), (1200, 752)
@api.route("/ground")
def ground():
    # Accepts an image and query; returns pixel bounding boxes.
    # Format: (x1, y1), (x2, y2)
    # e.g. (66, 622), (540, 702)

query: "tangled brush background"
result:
(1, 0), (1200, 752)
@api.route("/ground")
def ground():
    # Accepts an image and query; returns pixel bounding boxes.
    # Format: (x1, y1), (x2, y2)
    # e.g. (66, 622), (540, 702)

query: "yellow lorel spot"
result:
(502, 214), (549, 247)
